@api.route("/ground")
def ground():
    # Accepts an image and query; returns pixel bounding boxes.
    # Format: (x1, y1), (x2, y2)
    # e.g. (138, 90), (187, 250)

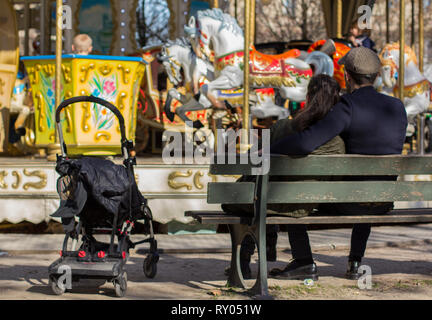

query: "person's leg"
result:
(346, 223), (371, 279)
(286, 224), (314, 264)
(269, 225), (318, 280)
(266, 224), (279, 261)
(349, 223), (371, 262)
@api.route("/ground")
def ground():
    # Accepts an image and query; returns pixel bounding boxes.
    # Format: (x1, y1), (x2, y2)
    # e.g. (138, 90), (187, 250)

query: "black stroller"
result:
(48, 96), (159, 297)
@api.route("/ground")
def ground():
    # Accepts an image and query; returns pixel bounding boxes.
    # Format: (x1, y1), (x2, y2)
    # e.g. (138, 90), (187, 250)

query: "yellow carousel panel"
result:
(21, 54), (146, 155)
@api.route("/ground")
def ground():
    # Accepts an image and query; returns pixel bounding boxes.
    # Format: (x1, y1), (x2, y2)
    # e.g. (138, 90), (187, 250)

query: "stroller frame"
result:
(48, 96), (159, 297)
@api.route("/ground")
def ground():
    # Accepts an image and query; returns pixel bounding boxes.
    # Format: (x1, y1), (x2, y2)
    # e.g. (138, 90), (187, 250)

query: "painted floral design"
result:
(40, 72), (64, 130)
(89, 72), (118, 130)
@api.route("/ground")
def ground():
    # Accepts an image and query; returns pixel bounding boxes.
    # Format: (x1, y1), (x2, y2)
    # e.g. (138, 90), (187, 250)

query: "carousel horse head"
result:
(379, 42), (425, 89)
(185, 8), (244, 60)
(157, 38), (191, 86)
(379, 42), (431, 123)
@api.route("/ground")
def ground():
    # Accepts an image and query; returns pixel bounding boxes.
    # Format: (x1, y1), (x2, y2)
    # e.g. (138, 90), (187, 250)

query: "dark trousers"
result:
(287, 223), (371, 262)
(240, 225), (279, 264)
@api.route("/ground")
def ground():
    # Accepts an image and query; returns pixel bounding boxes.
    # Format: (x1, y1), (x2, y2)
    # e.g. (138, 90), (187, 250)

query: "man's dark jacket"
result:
(271, 86), (407, 156)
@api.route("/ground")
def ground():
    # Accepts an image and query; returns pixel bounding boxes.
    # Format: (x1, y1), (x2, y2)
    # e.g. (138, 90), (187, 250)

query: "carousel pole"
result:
(417, 0), (425, 154)
(250, 0), (256, 44)
(419, 0), (424, 72)
(241, 0), (251, 152)
(55, 0), (63, 108)
(47, 0), (63, 161)
(411, 0), (415, 47)
(399, 0), (405, 103)
(386, 0), (390, 43)
(336, 0), (342, 39)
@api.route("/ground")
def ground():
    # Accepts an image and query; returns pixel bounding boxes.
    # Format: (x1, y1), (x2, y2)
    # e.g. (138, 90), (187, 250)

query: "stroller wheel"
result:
(143, 254), (158, 278)
(49, 275), (66, 296)
(114, 272), (127, 297)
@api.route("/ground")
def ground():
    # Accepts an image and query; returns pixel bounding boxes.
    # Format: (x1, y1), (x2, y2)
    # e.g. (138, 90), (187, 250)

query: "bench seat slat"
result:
(208, 181), (432, 204)
(209, 155), (432, 176)
(185, 209), (432, 225)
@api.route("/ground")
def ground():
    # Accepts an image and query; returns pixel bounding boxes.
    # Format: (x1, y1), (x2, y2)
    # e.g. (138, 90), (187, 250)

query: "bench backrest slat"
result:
(207, 182), (255, 204)
(210, 155), (432, 176)
(208, 181), (432, 204)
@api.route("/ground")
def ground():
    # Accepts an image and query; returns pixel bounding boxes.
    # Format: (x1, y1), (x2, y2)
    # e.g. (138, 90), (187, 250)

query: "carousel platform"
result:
(0, 155), (235, 226)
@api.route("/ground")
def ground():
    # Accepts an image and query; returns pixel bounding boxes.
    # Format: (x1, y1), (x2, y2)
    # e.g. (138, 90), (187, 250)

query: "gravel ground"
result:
(1, 244), (432, 300)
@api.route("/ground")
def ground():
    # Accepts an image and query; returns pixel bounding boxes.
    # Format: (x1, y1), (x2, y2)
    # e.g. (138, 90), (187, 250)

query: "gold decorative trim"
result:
(208, 172), (218, 182)
(193, 171), (204, 189)
(61, 64), (72, 83)
(95, 131), (111, 141)
(35, 92), (45, 132)
(42, 64), (55, 77)
(12, 171), (21, 189)
(28, 64), (41, 85)
(0, 171), (7, 189)
(23, 169), (47, 190)
(117, 92), (127, 111)
(117, 64), (131, 84)
(80, 89), (91, 132)
(168, 170), (193, 190)
(79, 63), (95, 83)
(394, 80), (430, 99)
(99, 64), (113, 76)
(250, 75), (296, 88)
(64, 91), (73, 133)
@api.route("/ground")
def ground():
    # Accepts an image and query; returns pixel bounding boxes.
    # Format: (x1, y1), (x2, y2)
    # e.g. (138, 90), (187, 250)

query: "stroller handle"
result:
(55, 96), (128, 158)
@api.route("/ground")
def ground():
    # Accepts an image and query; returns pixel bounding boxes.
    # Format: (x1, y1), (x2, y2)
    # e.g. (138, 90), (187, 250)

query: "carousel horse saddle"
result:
(249, 46), (301, 75)
(215, 47), (301, 75)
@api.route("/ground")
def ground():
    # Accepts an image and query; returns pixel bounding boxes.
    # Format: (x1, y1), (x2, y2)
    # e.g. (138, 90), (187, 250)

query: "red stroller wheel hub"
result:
(98, 251), (105, 258)
(78, 250), (86, 258)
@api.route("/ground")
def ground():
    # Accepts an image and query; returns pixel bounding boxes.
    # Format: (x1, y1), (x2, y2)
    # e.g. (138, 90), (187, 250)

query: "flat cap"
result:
(338, 46), (381, 75)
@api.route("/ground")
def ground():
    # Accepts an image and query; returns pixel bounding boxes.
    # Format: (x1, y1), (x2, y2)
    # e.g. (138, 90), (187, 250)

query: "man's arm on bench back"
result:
(270, 101), (351, 155)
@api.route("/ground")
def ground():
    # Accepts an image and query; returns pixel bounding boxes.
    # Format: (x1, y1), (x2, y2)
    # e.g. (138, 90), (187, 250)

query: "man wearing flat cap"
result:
(270, 47), (407, 280)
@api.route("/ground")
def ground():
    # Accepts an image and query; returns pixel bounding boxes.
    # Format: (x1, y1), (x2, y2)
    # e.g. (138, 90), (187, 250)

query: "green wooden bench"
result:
(185, 155), (432, 298)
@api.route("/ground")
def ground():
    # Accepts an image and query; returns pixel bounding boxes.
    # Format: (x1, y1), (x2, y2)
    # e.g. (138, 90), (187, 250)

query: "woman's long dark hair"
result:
(292, 74), (341, 132)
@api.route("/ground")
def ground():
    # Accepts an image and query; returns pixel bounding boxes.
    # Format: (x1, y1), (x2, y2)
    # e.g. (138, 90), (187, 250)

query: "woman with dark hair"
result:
(222, 74), (345, 279)
(271, 74), (344, 147)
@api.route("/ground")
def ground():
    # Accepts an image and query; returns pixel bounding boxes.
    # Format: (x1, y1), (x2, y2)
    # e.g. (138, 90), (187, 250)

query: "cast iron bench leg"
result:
(227, 223), (249, 288)
(250, 210), (271, 299)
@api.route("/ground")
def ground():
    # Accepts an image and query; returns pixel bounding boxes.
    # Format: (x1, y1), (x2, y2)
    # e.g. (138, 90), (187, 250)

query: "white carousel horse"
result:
(424, 63), (432, 84)
(379, 43), (431, 133)
(184, 8), (314, 111)
(158, 37), (290, 125)
(157, 37), (214, 127)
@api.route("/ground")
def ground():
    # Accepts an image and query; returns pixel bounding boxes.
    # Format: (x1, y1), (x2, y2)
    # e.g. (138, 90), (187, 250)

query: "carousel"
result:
(0, 0), (431, 231)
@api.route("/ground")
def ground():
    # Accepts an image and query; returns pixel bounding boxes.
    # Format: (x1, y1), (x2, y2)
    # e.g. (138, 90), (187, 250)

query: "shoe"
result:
(269, 260), (318, 280)
(345, 260), (362, 280)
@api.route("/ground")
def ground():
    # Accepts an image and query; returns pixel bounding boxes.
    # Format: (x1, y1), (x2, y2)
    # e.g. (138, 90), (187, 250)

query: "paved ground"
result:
(1, 224), (432, 300)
